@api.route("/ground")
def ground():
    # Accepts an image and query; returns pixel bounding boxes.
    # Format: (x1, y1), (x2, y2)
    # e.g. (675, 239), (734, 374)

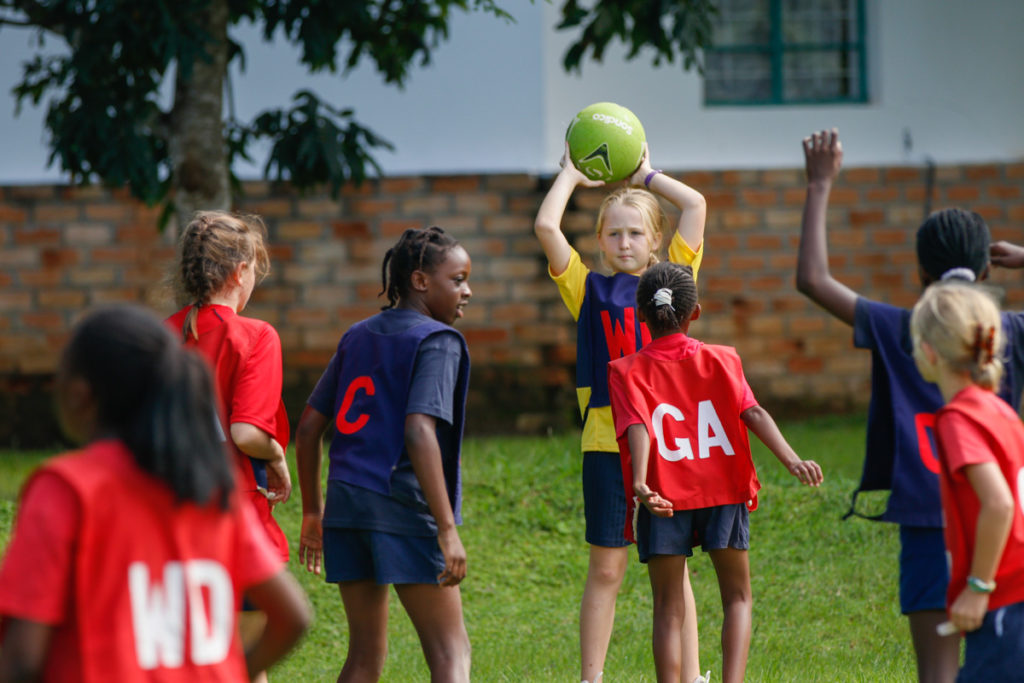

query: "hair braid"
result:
(378, 227), (459, 310)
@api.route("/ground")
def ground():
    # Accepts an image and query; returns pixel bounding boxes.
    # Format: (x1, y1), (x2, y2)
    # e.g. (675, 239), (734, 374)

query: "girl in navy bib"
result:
(295, 227), (473, 682)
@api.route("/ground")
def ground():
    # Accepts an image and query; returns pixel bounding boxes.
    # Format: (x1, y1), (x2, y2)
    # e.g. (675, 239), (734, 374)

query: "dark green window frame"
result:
(704, 0), (868, 106)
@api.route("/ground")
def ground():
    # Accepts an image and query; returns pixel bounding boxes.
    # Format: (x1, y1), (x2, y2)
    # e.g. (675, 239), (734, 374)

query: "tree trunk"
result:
(169, 0), (231, 223)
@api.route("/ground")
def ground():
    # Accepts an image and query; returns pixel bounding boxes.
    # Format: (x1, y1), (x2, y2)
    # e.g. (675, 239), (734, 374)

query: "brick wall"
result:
(2, 163), (1022, 446)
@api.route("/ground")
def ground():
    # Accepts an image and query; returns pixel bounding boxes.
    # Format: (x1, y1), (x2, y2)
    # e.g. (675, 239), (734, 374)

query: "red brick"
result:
(964, 165), (1000, 181)
(332, 220), (371, 239)
(842, 167), (881, 184)
(41, 248), (80, 268)
(988, 185), (1021, 200)
(678, 171), (716, 188)
(379, 177), (425, 194)
(850, 209), (884, 226)
(721, 170), (760, 186)
(747, 234), (783, 250)
(463, 327), (510, 344)
(884, 167), (921, 183)
(740, 189), (778, 206)
(865, 187), (900, 202)
(782, 188), (806, 206)
(35, 204), (82, 222)
(432, 176), (481, 193)
(826, 187), (860, 205)
(1006, 164), (1024, 179)
(350, 198), (397, 216)
(380, 219), (424, 236)
(0, 205), (28, 222)
(944, 186), (980, 202)
(455, 193), (502, 214)
(92, 247), (143, 264)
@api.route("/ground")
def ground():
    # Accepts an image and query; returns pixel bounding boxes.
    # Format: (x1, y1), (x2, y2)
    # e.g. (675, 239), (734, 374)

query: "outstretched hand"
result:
(990, 241), (1024, 269)
(788, 459), (824, 487)
(559, 142), (606, 189)
(803, 128), (843, 184)
(634, 482), (673, 517)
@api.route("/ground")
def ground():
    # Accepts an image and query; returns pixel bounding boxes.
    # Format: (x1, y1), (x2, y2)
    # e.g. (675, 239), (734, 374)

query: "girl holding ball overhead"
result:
(534, 138), (707, 683)
(910, 282), (1024, 680)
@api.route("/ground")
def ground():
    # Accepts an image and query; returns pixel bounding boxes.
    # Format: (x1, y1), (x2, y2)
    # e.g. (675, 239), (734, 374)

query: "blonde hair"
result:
(910, 281), (1004, 390)
(594, 187), (667, 268)
(173, 211), (271, 341)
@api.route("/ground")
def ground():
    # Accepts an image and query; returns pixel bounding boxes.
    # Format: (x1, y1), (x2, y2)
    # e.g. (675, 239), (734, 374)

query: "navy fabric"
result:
(850, 300), (1024, 527)
(582, 451), (630, 548)
(898, 525), (948, 614)
(576, 271), (649, 410)
(636, 503), (749, 563)
(323, 527), (445, 585)
(958, 601), (1024, 682)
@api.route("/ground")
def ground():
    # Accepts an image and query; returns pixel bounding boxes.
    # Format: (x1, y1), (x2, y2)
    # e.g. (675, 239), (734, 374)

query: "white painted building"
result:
(1, 0), (1021, 185)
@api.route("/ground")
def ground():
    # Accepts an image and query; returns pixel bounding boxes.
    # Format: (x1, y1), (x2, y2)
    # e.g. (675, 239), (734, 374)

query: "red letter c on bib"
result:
(336, 376), (375, 434)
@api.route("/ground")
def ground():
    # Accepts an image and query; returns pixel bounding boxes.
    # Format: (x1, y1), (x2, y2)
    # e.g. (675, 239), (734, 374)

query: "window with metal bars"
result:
(704, 0), (867, 105)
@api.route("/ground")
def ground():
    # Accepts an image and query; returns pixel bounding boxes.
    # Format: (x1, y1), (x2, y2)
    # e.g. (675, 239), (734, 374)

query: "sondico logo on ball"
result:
(591, 112), (634, 135)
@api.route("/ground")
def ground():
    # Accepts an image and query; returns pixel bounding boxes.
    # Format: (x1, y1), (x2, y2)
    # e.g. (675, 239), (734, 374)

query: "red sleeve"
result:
(0, 471), (79, 624)
(230, 323), (284, 439)
(936, 411), (997, 474)
(234, 495), (284, 590)
(608, 361), (643, 439)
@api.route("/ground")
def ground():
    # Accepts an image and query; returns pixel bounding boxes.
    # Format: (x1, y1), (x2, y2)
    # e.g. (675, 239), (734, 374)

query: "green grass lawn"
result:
(0, 414), (919, 681)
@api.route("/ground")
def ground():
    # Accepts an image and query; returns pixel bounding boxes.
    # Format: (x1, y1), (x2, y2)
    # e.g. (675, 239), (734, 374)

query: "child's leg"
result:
(908, 610), (959, 683)
(580, 544), (629, 682)
(708, 548), (752, 683)
(647, 554), (688, 683)
(237, 611), (269, 683)
(395, 583), (470, 683)
(681, 564), (701, 683)
(337, 580), (390, 683)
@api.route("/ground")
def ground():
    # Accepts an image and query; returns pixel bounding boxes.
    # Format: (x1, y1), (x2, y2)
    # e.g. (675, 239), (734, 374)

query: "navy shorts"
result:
(959, 600), (1024, 682)
(323, 527), (444, 585)
(637, 503), (749, 563)
(582, 451), (630, 548)
(898, 525), (948, 614)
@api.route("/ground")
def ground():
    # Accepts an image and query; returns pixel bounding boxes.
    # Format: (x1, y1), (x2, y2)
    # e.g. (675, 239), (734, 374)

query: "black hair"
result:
(636, 262), (698, 335)
(61, 304), (235, 509)
(379, 226), (459, 309)
(916, 208), (990, 283)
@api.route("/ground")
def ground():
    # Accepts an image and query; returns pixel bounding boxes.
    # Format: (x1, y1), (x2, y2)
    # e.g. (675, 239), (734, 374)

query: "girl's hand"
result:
(634, 482), (674, 517)
(437, 527), (467, 586)
(787, 459), (824, 487)
(628, 142), (654, 187)
(265, 442), (292, 504)
(298, 512), (323, 575)
(803, 128), (843, 184)
(949, 586), (989, 632)
(990, 241), (1024, 269)
(560, 142), (606, 189)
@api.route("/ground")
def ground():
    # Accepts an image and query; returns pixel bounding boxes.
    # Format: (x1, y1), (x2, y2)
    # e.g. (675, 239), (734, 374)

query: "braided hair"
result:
(172, 211), (270, 341)
(379, 227), (459, 309)
(60, 305), (235, 508)
(636, 261), (698, 336)
(916, 208), (990, 284)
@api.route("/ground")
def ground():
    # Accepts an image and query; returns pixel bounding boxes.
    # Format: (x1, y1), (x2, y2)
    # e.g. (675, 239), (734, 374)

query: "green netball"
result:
(565, 102), (646, 183)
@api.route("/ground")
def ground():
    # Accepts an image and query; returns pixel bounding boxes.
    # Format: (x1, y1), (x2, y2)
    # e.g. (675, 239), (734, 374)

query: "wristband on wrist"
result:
(644, 169), (663, 189)
(966, 575), (996, 593)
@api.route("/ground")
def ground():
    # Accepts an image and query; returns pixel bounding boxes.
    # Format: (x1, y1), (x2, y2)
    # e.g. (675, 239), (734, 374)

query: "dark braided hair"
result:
(916, 208), (990, 284)
(379, 226), (460, 309)
(636, 262), (698, 336)
(172, 211), (270, 341)
(61, 305), (235, 509)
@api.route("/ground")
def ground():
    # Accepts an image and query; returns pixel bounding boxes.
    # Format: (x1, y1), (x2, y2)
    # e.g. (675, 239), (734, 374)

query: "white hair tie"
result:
(940, 267), (977, 282)
(653, 288), (675, 311)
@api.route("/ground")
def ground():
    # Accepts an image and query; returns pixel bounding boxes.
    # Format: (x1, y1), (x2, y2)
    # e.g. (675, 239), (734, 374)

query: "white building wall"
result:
(0, 0), (1021, 184)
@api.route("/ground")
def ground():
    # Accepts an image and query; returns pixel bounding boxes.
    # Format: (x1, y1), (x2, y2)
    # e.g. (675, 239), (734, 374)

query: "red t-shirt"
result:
(167, 304), (290, 561)
(935, 385), (1024, 611)
(609, 334), (761, 539)
(0, 439), (282, 682)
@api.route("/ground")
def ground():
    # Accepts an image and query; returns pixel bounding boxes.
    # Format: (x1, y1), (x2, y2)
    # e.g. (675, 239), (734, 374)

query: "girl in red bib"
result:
(166, 211), (292, 681)
(609, 262), (822, 683)
(910, 282), (1024, 681)
(0, 304), (308, 681)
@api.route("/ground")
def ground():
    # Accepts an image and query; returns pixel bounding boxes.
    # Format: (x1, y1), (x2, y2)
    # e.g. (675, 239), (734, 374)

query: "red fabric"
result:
(935, 385), (1024, 612)
(167, 304), (289, 561)
(609, 334), (761, 541)
(0, 439), (281, 682)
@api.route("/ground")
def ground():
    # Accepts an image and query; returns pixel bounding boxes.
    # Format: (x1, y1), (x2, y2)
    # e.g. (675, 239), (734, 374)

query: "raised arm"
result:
(741, 405), (823, 486)
(629, 144), (707, 251)
(535, 144), (604, 276)
(990, 241), (1024, 269)
(796, 128), (859, 326)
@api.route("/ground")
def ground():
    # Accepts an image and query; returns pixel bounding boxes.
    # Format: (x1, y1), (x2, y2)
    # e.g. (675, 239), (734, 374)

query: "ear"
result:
(689, 303), (702, 322)
(919, 339), (938, 366)
(409, 269), (429, 292)
(231, 261), (248, 286)
(637, 307), (647, 323)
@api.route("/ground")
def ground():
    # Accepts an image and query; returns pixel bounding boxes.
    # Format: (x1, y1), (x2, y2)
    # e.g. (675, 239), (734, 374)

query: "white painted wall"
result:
(1, 0), (1021, 184)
